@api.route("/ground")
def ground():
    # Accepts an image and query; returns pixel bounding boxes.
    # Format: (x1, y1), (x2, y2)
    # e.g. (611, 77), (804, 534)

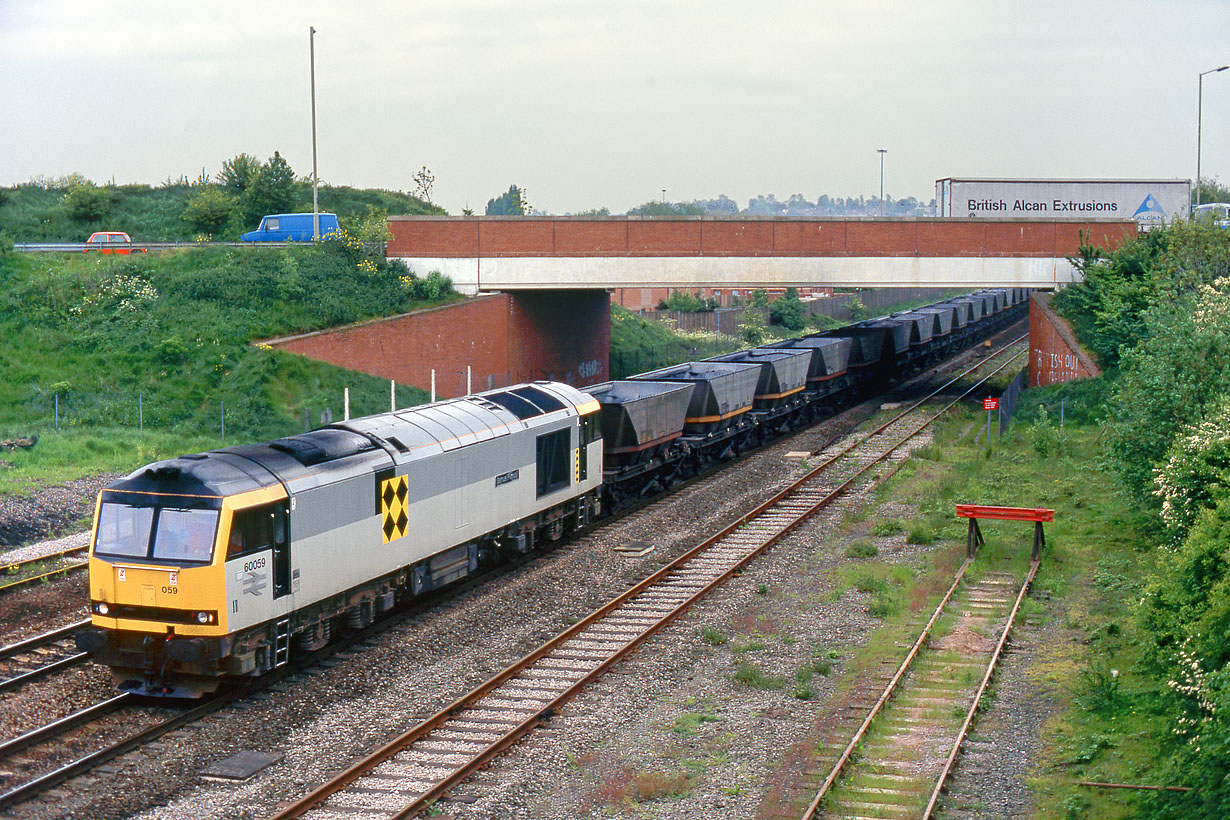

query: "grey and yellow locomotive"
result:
(78, 382), (602, 696)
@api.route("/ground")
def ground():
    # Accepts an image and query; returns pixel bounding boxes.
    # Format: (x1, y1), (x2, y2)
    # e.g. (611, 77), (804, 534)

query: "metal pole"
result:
(55, 394), (59, 432)
(139, 394), (143, 433)
(310, 26), (320, 240)
(221, 401), (225, 444)
(1197, 66), (1229, 209)
(344, 387), (350, 421)
(877, 149), (887, 216)
(391, 379), (396, 412)
(467, 365), (472, 395)
(431, 370), (436, 403)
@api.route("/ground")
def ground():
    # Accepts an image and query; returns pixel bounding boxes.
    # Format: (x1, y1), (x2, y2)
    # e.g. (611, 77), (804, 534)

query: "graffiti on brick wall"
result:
(577, 359), (602, 381)
(1032, 347), (1082, 385)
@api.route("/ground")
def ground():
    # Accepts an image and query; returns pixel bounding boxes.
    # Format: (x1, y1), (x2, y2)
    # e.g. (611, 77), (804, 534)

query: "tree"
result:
(769, 287), (806, 331)
(740, 310), (767, 346)
(1195, 176), (1230, 206)
(243, 151), (297, 225)
(626, 201), (706, 216)
(749, 289), (770, 308)
(412, 166), (435, 204)
(218, 153), (262, 197)
(346, 205), (392, 253)
(486, 185), (526, 216)
(182, 188), (238, 235)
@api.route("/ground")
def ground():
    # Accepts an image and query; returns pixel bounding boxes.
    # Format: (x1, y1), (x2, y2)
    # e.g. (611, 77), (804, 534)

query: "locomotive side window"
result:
(152, 508), (218, 563)
(95, 503), (155, 558)
(536, 429), (570, 497)
(227, 505), (276, 559)
(582, 413), (600, 444)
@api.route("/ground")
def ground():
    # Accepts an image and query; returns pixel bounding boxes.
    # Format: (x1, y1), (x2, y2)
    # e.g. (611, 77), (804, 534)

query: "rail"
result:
(273, 336), (1028, 819)
(801, 500), (1050, 819)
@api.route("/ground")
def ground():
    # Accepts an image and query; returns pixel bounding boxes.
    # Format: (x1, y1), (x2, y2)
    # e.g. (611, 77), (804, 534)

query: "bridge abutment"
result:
(261, 290), (610, 399)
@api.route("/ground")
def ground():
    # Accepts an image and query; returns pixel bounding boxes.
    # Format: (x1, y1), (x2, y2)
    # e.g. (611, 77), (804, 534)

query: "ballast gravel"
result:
(0, 343), (1055, 820)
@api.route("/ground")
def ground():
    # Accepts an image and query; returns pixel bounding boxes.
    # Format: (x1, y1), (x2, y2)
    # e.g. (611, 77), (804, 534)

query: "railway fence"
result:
(638, 287), (967, 336)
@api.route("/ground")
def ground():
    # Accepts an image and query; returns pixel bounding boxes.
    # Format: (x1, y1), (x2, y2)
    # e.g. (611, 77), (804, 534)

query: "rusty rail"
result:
(922, 558), (1040, 817)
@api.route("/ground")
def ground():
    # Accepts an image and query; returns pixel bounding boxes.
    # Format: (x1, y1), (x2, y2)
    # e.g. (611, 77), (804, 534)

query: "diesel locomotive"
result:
(77, 289), (1029, 696)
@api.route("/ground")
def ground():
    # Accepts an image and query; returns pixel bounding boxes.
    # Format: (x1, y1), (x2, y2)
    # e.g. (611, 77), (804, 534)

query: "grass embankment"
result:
(0, 242), (456, 494)
(0, 179), (441, 243)
(761, 377), (1167, 818)
(609, 306), (745, 378)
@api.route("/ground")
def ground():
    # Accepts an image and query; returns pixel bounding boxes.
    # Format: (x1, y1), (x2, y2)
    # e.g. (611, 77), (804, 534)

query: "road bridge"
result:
(386, 216), (1136, 294)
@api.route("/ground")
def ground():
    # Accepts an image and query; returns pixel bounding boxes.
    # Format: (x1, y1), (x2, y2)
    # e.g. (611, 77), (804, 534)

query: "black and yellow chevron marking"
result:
(380, 475), (409, 544)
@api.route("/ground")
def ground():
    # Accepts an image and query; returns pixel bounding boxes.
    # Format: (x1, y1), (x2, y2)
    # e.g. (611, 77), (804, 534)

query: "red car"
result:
(84, 232), (146, 254)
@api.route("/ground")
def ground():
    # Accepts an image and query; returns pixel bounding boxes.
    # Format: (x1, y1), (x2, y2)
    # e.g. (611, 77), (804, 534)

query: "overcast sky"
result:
(2, 1), (1227, 215)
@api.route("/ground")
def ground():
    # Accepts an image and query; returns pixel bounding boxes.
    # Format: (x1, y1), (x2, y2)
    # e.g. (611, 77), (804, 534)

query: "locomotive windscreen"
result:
(94, 502), (218, 564)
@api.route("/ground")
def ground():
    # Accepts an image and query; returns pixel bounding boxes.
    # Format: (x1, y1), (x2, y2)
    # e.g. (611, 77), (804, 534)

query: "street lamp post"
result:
(877, 149), (887, 216)
(310, 26), (320, 240)
(1197, 65), (1228, 209)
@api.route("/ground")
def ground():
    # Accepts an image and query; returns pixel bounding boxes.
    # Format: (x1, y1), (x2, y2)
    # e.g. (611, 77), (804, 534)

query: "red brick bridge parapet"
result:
(386, 216), (1138, 295)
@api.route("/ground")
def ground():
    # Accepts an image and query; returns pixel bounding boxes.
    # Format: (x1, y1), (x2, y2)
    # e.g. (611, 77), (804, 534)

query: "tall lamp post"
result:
(877, 149), (887, 216)
(1197, 65), (1228, 209)
(310, 26), (320, 240)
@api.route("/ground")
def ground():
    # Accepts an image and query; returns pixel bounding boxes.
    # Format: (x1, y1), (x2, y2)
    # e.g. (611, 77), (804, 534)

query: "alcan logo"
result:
(1133, 194), (1167, 225)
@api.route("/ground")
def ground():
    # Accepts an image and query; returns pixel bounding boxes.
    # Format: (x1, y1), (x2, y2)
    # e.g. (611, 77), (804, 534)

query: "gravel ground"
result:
(0, 475), (115, 553)
(0, 337), (1053, 820)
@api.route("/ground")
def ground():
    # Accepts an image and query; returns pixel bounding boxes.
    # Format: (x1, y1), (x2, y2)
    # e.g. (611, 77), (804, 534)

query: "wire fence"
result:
(974, 367), (1028, 445)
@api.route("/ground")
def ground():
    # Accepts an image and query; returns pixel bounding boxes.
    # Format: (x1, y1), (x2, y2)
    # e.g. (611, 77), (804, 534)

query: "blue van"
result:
(241, 212), (341, 242)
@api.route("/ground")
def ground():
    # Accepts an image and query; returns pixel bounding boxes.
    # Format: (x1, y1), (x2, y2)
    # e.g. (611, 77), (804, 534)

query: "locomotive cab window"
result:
(93, 502), (217, 564)
(536, 429), (570, 497)
(152, 508), (218, 563)
(582, 413), (600, 444)
(95, 503), (155, 558)
(227, 504), (277, 559)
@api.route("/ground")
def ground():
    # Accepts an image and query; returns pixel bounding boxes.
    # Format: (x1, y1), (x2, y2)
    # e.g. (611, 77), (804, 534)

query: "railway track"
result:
(270, 337), (1028, 820)
(0, 619), (91, 693)
(0, 545), (88, 594)
(0, 327), (1024, 816)
(0, 545), (597, 812)
(793, 556), (1039, 820)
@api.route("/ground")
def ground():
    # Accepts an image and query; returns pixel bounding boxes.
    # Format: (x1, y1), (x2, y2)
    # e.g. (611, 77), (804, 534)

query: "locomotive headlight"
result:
(96, 602), (109, 616)
(196, 611), (211, 624)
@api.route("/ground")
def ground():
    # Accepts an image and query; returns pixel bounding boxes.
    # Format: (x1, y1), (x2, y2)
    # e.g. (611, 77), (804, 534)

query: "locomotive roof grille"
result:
(267, 428), (377, 466)
(481, 385), (566, 420)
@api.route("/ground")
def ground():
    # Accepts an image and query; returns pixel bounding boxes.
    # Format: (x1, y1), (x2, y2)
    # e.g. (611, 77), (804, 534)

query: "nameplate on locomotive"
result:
(495, 469), (519, 487)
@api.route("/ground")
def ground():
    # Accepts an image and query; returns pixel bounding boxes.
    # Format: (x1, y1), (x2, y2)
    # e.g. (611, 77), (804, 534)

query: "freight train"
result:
(76, 289), (1029, 696)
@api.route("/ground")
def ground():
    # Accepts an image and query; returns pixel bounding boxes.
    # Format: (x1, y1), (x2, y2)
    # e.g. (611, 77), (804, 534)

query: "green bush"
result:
(870, 519), (905, 536)
(845, 540), (878, 558)
(769, 288), (806, 330)
(732, 659), (782, 690)
(64, 181), (113, 222)
(1153, 400), (1230, 541)
(182, 187), (239, 235)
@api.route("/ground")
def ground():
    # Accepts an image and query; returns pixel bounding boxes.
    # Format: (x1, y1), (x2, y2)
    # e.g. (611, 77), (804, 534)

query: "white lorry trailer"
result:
(935, 178), (1191, 227)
